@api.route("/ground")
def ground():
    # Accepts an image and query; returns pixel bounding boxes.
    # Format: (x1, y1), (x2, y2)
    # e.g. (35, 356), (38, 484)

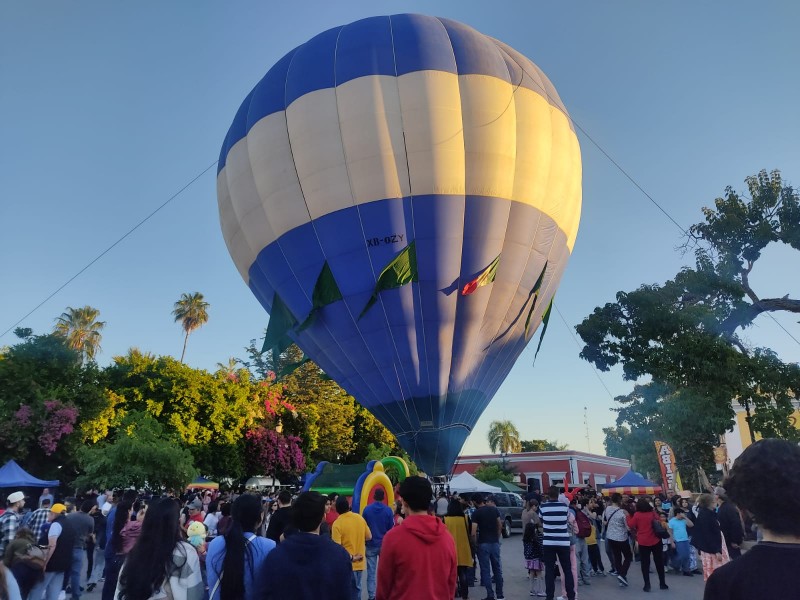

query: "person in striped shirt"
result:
(539, 486), (575, 600)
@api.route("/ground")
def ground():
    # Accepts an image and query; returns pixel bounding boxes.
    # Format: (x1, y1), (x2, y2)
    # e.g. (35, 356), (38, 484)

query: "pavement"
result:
(78, 535), (707, 599)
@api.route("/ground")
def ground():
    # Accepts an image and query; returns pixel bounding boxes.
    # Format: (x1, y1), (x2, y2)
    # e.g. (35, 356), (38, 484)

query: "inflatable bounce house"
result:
(302, 457), (410, 514)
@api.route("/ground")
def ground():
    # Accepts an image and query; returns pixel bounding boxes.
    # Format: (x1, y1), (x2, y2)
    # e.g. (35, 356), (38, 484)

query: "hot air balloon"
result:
(217, 14), (581, 475)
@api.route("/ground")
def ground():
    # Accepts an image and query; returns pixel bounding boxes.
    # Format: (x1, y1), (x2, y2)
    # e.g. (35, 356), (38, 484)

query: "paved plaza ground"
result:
(82, 534), (707, 600)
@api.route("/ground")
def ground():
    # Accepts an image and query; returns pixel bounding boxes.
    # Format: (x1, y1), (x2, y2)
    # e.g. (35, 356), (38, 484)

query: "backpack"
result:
(575, 509), (592, 538)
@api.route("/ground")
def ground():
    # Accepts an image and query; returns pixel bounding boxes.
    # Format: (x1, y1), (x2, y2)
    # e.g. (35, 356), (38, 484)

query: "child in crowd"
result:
(523, 515), (545, 597)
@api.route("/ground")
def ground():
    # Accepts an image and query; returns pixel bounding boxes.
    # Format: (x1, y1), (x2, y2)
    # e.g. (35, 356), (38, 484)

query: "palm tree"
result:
(53, 305), (105, 363)
(216, 357), (239, 379)
(487, 419), (522, 454)
(172, 292), (210, 363)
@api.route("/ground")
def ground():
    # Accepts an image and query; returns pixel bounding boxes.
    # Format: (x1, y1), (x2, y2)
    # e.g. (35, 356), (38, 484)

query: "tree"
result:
(244, 427), (306, 480)
(215, 357), (240, 380)
(487, 420), (522, 454)
(473, 461), (514, 483)
(53, 305), (105, 362)
(520, 439), (568, 452)
(578, 170), (800, 459)
(0, 333), (106, 479)
(96, 350), (274, 481)
(172, 292), (210, 363)
(75, 411), (197, 491)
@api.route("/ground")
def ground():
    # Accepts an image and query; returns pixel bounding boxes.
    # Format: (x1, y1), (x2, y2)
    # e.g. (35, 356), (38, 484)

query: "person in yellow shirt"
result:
(443, 499), (473, 600)
(332, 497), (372, 600)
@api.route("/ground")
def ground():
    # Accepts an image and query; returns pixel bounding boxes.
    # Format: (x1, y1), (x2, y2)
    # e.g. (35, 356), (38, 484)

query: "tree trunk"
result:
(180, 331), (190, 363)
(744, 399), (756, 444)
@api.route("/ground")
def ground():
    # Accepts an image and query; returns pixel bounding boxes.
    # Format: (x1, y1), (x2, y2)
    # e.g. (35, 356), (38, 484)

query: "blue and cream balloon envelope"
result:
(217, 14), (581, 475)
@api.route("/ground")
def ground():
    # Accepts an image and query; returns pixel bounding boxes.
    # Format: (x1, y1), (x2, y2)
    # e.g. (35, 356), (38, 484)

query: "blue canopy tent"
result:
(600, 470), (662, 496)
(0, 459), (59, 488)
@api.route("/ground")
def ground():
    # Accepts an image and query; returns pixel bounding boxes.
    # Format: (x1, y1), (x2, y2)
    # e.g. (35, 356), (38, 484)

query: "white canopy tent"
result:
(448, 472), (501, 494)
(245, 476), (283, 489)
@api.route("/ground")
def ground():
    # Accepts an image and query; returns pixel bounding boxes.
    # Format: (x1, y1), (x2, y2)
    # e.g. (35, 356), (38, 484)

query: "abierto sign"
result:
(654, 441), (683, 494)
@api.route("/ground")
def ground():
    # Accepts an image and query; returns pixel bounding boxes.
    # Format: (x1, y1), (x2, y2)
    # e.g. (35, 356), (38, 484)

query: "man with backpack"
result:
(573, 499), (593, 585)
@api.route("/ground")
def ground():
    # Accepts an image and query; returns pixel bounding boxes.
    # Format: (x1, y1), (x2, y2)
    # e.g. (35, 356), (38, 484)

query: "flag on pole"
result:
(654, 440), (683, 494)
(533, 298), (553, 364)
(461, 255), (500, 295)
(359, 241), (418, 319)
(524, 262), (548, 338)
(298, 261), (343, 332)
(261, 293), (297, 356)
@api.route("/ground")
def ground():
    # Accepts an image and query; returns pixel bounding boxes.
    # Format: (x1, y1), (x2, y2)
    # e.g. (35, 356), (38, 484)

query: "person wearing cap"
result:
(182, 497), (205, 530)
(714, 486), (744, 560)
(0, 492), (25, 556)
(28, 503), (76, 600)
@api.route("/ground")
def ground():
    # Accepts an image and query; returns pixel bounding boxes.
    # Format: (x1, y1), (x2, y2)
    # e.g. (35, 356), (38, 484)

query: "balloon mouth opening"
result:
(395, 424), (472, 477)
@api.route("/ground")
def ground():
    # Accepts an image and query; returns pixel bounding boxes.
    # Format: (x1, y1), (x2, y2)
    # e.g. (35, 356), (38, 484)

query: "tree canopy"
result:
(520, 439), (568, 452)
(487, 420), (522, 454)
(76, 411), (197, 491)
(53, 305), (105, 363)
(579, 170), (800, 473)
(473, 460), (514, 483)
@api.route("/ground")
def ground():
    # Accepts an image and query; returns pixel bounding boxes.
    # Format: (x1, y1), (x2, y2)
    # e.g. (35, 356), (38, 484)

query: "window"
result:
(526, 475), (542, 493)
(494, 493), (510, 507)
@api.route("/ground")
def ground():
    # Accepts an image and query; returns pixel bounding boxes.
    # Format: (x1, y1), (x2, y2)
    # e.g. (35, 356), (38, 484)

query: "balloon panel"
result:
(218, 14), (581, 475)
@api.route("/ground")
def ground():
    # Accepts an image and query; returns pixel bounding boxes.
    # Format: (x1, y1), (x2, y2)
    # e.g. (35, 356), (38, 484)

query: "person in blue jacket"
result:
(361, 489), (395, 600)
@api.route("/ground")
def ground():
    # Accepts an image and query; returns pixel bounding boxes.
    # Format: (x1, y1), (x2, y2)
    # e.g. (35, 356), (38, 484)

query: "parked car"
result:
(491, 492), (524, 537)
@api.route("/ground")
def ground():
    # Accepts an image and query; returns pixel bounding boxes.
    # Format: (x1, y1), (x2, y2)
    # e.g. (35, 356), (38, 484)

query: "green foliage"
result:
(53, 305), (105, 363)
(264, 344), (404, 466)
(98, 350), (267, 480)
(473, 460), (514, 483)
(578, 170), (800, 469)
(487, 420), (522, 454)
(520, 439), (568, 452)
(75, 411), (197, 491)
(0, 333), (106, 479)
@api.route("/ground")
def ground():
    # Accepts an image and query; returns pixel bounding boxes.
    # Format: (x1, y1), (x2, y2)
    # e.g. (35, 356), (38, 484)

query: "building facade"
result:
(723, 399), (800, 466)
(453, 450), (630, 492)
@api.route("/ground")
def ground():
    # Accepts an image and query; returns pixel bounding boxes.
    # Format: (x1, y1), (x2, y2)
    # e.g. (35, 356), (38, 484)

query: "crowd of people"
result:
(0, 437), (798, 599)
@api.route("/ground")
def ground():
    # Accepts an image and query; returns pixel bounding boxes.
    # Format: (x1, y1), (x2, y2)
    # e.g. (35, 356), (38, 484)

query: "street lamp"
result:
(501, 451), (508, 471)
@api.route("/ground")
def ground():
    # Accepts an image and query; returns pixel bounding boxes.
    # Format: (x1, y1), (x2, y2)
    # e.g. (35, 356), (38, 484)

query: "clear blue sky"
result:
(2, 1), (798, 456)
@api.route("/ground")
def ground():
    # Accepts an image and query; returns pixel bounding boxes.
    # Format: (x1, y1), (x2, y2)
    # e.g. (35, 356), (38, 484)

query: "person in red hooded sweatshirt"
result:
(376, 476), (457, 600)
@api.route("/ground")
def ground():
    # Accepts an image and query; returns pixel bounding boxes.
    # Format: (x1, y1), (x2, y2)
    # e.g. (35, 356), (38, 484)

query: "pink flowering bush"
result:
(14, 405), (33, 427)
(245, 427), (306, 477)
(38, 400), (79, 455)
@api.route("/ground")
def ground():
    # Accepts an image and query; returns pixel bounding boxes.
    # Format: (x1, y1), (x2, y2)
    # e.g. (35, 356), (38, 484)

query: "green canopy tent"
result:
(486, 479), (526, 493)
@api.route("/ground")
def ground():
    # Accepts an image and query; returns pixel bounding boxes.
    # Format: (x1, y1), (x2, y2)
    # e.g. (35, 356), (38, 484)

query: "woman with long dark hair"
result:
(101, 499), (133, 600)
(626, 498), (668, 592)
(115, 498), (203, 600)
(206, 494), (275, 600)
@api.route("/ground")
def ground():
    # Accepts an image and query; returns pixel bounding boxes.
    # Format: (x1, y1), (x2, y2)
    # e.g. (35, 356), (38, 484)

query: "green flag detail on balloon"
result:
(359, 241), (419, 319)
(461, 254), (500, 295)
(261, 293), (297, 356)
(297, 261), (343, 332)
(533, 298), (554, 365)
(524, 262), (548, 338)
(277, 355), (312, 379)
